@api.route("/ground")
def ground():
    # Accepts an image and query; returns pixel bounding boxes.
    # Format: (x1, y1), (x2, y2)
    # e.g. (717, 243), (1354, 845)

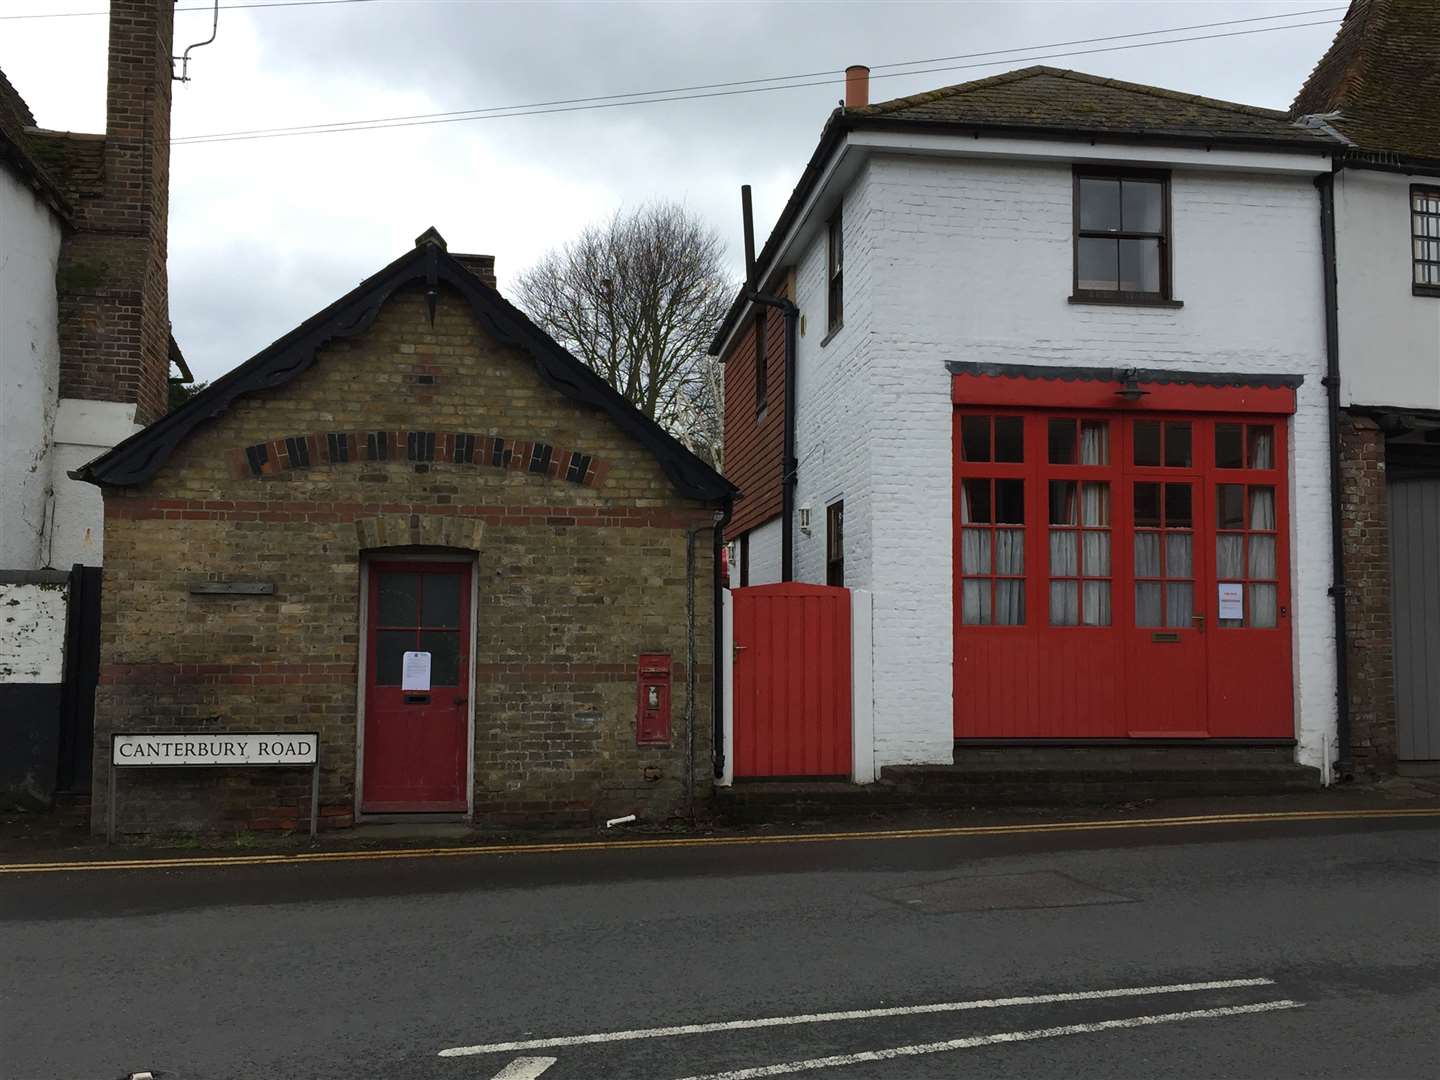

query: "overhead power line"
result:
(3, 0), (393, 19)
(172, 16), (1343, 147)
(169, 7), (1347, 144)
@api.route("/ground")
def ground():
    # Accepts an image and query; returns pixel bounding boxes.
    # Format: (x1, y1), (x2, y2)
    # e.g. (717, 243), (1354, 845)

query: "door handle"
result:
(732, 642), (747, 662)
(454, 696), (468, 706)
(1191, 613), (1206, 632)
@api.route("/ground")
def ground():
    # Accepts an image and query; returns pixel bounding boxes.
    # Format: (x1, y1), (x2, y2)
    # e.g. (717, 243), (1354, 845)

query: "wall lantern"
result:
(1116, 368), (1150, 402)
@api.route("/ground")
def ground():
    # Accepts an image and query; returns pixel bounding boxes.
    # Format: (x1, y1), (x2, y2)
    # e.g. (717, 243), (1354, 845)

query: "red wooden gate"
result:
(732, 583), (852, 779)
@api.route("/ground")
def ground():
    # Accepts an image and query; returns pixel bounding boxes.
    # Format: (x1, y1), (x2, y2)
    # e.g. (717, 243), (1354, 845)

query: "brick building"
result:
(714, 65), (1346, 785)
(76, 230), (732, 833)
(1290, 0), (1440, 776)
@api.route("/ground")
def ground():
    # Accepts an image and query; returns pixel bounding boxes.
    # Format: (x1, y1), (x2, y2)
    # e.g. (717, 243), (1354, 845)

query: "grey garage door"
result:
(1389, 477), (1440, 761)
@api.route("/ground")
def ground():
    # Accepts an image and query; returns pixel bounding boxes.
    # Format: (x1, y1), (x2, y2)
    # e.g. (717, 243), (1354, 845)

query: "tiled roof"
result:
(0, 65), (73, 217)
(855, 66), (1334, 147)
(1291, 0), (1440, 160)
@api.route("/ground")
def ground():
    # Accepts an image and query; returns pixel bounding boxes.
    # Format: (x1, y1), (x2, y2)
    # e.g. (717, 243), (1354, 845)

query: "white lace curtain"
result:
(1049, 478), (1111, 626)
(960, 481), (1024, 625)
(1135, 530), (1192, 628)
(1216, 485), (1277, 627)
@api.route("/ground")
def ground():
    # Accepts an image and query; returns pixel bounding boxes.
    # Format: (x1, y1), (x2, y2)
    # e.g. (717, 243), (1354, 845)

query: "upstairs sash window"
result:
(1074, 170), (1171, 302)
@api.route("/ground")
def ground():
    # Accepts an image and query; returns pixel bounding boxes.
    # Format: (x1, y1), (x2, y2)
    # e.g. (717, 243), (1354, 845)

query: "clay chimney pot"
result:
(845, 65), (870, 108)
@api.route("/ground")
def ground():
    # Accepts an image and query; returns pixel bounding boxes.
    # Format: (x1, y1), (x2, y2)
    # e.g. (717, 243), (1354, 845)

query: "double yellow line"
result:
(1, 806), (1434, 876)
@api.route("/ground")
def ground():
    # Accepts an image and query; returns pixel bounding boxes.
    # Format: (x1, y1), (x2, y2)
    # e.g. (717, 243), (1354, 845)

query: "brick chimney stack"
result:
(57, 0), (175, 426)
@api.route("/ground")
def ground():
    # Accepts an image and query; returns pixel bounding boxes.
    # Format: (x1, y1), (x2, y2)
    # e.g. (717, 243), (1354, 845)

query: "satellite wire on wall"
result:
(173, 0), (220, 82)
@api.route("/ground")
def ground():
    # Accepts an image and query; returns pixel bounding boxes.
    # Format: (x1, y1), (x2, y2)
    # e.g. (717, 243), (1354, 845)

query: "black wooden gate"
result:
(57, 564), (102, 793)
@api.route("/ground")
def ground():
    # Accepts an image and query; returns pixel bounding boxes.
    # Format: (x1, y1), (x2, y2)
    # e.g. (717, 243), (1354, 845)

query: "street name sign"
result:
(112, 732), (318, 766)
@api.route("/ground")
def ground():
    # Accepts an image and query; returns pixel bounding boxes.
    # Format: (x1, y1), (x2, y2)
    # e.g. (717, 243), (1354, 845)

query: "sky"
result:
(1, 0), (1345, 383)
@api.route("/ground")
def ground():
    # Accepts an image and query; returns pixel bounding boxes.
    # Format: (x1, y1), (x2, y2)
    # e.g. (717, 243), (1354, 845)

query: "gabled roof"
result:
(0, 65), (71, 220)
(1291, 0), (1440, 161)
(74, 230), (734, 502)
(857, 66), (1332, 148)
(711, 65), (1342, 353)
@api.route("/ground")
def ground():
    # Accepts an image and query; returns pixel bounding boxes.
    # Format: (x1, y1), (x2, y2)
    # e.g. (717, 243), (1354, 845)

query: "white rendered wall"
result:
(791, 162), (877, 592)
(0, 169), (63, 570)
(47, 399), (140, 568)
(1334, 169), (1440, 410)
(788, 153), (1336, 772)
(739, 516), (784, 586)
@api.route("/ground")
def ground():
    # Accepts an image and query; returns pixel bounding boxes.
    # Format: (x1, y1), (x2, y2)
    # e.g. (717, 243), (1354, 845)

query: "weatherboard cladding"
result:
(76, 234), (733, 504)
(722, 304), (787, 536)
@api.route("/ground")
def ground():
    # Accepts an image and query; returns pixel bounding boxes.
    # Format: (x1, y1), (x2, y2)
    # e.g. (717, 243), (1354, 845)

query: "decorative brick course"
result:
(93, 283), (720, 835)
(229, 429), (607, 487)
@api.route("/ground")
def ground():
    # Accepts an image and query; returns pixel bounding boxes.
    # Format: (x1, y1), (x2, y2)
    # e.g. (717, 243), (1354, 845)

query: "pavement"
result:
(2, 801), (1437, 1079)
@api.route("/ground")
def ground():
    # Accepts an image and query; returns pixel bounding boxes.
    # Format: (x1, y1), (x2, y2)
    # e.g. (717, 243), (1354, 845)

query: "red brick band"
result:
(101, 660), (706, 686)
(105, 499), (711, 529)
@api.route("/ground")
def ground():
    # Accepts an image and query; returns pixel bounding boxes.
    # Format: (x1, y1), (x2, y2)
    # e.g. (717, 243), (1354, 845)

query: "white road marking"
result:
(672, 1000), (1305, 1080)
(436, 977), (1275, 1056)
(489, 1057), (557, 1080)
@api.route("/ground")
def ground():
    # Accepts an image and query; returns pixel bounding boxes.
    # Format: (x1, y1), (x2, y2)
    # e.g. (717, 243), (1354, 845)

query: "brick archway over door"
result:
(353, 515), (486, 553)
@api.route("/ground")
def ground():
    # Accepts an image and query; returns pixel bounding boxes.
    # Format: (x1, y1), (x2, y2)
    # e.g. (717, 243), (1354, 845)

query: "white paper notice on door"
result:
(1218, 582), (1244, 621)
(402, 651), (432, 692)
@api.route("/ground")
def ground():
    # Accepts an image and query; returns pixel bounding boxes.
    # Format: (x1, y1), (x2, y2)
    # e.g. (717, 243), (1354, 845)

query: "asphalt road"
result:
(2, 814), (1437, 1080)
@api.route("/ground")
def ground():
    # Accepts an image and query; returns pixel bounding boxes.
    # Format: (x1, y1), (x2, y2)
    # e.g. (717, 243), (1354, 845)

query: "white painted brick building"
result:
(717, 66), (1346, 779)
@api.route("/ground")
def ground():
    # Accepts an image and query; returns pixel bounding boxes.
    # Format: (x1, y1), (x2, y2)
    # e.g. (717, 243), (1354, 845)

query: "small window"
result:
(960, 414), (1025, 463)
(827, 211), (844, 333)
(1132, 420), (1191, 468)
(826, 501), (844, 587)
(1412, 186), (1440, 296)
(739, 533), (750, 588)
(1074, 171), (1170, 301)
(753, 312), (768, 416)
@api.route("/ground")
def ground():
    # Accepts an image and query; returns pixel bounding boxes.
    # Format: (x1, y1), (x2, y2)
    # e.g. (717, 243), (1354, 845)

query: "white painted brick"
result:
(784, 153), (1336, 773)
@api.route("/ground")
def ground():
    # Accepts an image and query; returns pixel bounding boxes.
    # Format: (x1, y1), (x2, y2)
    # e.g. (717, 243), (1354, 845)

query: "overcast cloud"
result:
(1, 0), (1341, 383)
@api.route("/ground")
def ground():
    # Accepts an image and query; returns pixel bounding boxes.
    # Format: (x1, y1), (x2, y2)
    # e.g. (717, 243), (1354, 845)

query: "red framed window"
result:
(957, 415), (1027, 625)
(1213, 421), (1280, 629)
(953, 409), (1291, 636)
(1046, 417), (1114, 627)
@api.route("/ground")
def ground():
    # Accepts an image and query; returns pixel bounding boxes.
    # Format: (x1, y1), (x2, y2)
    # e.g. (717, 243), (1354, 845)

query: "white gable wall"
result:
(1334, 169), (1440, 410)
(0, 168), (63, 571)
(791, 160), (879, 592)
(782, 149), (1337, 773)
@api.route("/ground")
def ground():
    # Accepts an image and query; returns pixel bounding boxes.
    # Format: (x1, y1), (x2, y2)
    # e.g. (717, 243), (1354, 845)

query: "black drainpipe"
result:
(711, 500), (732, 779)
(741, 184), (800, 582)
(1315, 171), (1353, 780)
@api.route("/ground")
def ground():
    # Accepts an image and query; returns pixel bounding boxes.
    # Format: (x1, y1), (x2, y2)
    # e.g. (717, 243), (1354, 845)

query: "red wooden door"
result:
(953, 404), (1293, 740)
(1204, 420), (1293, 736)
(362, 561), (470, 812)
(733, 583), (852, 779)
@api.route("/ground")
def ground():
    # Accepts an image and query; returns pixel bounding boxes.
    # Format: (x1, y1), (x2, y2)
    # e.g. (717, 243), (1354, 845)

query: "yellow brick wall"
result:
(94, 283), (719, 834)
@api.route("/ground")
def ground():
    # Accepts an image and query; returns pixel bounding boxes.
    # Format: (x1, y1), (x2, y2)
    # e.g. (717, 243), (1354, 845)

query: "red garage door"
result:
(732, 584), (852, 778)
(952, 377), (1294, 741)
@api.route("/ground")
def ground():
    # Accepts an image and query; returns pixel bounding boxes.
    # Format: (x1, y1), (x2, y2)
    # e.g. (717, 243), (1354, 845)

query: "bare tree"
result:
(514, 202), (732, 468)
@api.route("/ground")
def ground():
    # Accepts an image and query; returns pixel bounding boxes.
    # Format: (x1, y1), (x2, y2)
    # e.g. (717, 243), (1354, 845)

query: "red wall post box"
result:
(636, 653), (672, 745)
